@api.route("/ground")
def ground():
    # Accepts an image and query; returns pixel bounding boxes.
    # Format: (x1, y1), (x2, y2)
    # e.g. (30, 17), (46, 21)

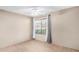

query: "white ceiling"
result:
(0, 6), (74, 17)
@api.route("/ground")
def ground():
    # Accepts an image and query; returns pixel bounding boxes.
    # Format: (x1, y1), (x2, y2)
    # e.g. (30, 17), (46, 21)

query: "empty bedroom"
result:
(0, 6), (79, 52)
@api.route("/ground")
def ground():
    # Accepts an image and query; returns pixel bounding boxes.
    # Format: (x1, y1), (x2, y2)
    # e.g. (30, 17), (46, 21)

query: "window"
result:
(33, 15), (52, 43)
(34, 17), (48, 35)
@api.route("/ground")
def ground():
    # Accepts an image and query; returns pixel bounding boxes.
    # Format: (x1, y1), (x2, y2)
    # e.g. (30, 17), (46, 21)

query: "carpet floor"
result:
(0, 40), (78, 52)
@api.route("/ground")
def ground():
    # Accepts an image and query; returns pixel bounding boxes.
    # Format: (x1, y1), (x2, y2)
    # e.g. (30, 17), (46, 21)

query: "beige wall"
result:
(0, 10), (32, 48)
(51, 7), (79, 50)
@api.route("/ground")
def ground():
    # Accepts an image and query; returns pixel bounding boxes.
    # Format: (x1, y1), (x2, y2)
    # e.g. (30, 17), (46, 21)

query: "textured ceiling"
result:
(0, 6), (74, 17)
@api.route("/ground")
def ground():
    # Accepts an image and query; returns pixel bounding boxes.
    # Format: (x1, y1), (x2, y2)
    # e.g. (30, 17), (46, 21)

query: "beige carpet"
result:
(0, 40), (78, 52)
